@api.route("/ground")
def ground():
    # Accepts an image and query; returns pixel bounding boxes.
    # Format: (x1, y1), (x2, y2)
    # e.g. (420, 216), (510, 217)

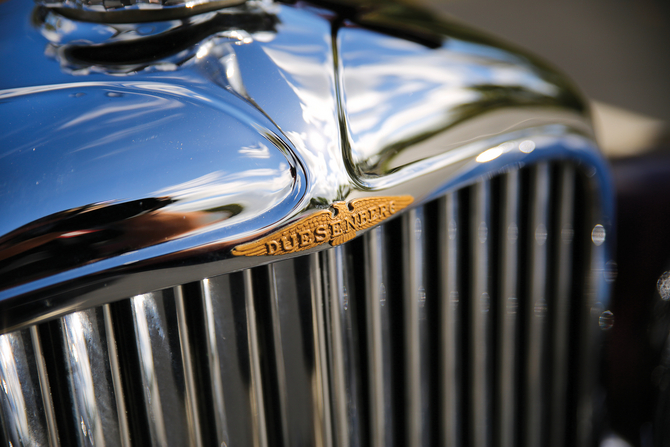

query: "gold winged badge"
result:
(232, 195), (413, 256)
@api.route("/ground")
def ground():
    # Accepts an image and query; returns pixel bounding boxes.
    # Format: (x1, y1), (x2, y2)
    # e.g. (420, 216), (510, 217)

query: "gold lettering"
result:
(267, 240), (279, 254)
(359, 210), (368, 227)
(331, 222), (342, 237)
(281, 235), (295, 250)
(345, 216), (357, 232)
(315, 225), (328, 241)
(380, 204), (388, 217)
(370, 205), (379, 222)
(233, 196), (413, 257)
(299, 229), (313, 246)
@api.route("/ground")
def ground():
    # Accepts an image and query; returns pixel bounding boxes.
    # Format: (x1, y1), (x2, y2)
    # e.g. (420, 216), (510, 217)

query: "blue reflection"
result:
(338, 26), (576, 175)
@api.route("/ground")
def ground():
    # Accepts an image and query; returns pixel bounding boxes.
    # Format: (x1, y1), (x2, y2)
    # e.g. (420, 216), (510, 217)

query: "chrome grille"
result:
(0, 162), (600, 447)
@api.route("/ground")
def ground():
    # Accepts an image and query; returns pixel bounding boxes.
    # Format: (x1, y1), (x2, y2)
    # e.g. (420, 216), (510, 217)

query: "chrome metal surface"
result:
(525, 163), (551, 447)
(243, 269), (269, 447)
(307, 254), (333, 447)
(403, 207), (433, 447)
(0, 329), (53, 446)
(264, 264), (290, 446)
(129, 290), (197, 446)
(0, 0), (614, 446)
(439, 193), (461, 447)
(198, 272), (267, 447)
(0, 159), (609, 447)
(60, 307), (128, 447)
(471, 180), (493, 447)
(39, 0), (247, 23)
(363, 227), (393, 447)
(323, 246), (364, 447)
(258, 258), (331, 446)
(30, 326), (58, 447)
(497, 170), (520, 447)
(0, 0), (614, 331)
(174, 286), (203, 447)
(336, 23), (587, 181)
(549, 165), (576, 447)
(102, 304), (131, 447)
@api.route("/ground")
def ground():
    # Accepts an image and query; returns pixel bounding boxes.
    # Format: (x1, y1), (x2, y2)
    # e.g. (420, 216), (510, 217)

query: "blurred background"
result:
(417, 0), (670, 159)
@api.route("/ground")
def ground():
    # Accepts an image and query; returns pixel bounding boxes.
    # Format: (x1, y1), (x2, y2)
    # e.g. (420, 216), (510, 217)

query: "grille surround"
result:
(0, 157), (611, 447)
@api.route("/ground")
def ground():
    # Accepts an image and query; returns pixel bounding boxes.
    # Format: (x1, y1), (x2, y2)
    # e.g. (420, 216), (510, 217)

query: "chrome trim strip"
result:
(324, 248), (348, 447)
(471, 180), (493, 447)
(200, 278), (230, 447)
(103, 304), (131, 447)
(364, 228), (385, 447)
(440, 193), (461, 447)
(266, 258), (331, 446)
(497, 170), (520, 447)
(243, 269), (268, 447)
(131, 293), (168, 447)
(324, 246), (365, 447)
(30, 325), (60, 447)
(402, 206), (433, 446)
(61, 309), (114, 446)
(403, 209), (422, 447)
(266, 264), (290, 446)
(200, 272), (269, 447)
(131, 291), (195, 446)
(308, 254), (333, 447)
(549, 165), (575, 447)
(174, 286), (203, 447)
(524, 163), (551, 447)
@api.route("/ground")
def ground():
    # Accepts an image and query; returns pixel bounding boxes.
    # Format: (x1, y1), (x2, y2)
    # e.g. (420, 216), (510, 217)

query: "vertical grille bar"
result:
(131, 293), (167, 446)
(308, 254), (333, 447)
(30, 325), (60, 447)
(262, 257), (333, 446)
(243, 269), (269, 447)
(403, 207), (432, 447)
(402, 209), (420, 447)
(60, 307), (127, 447)
(0, 329), (54, 446)
(364, 227), (386, 447)
(524, 162), (551, 447)
(266, 265), (290, 446)
(129, 290), (195, 446)
(549, 165), (575, 447)
(440, 193), (462, 447)
(324, 246), (363, 447)
(199, 273), (269, 447)
(174, 286), (203, 447)
(200, 277), (230, 447)
(325, 247), (348, 447)
(471, 179), (493, 447)
(102, 304), (131, 447)
(497, 170), (520, 447)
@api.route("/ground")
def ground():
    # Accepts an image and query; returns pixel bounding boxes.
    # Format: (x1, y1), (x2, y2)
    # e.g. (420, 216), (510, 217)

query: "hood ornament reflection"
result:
(232, 196), (413, 256)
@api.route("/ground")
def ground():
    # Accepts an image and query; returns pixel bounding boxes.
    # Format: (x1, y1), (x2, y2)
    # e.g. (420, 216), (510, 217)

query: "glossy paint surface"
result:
(0, 0), (612, 330)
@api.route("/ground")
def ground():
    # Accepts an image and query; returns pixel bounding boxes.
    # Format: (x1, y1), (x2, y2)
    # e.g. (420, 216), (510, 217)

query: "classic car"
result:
(0, 0), (619, 445)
